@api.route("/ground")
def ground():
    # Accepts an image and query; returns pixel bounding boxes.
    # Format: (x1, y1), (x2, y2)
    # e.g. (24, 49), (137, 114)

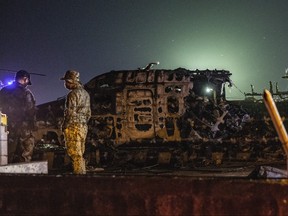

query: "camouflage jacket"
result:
(0, 81), (36, 126)
(62, 84), (91, 129)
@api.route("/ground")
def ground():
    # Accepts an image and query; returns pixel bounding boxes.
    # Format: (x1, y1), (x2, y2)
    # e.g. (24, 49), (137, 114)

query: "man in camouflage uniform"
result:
(61, 70), (91, 174)
(0, 70), (36, 163)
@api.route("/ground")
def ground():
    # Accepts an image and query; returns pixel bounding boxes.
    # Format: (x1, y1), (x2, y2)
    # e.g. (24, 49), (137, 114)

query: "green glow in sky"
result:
(1, 0), (288, 103)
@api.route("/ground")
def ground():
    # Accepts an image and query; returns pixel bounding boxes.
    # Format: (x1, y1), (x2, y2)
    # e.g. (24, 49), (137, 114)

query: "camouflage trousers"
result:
(63, 125), (88, 174)
(9, 129), (35, 163)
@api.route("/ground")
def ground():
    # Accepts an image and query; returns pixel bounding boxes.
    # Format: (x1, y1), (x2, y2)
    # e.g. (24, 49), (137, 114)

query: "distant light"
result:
(7, 81), (13, 85)
(175, 86), (181, 93)
(205, 87), (213, 93)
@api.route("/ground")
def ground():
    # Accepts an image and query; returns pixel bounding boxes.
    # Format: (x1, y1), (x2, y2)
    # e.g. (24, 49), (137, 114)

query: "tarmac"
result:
(0, 162), (287, 215)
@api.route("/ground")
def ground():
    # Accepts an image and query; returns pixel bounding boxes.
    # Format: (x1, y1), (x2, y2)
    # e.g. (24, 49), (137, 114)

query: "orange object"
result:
(263, 89), (288, 155)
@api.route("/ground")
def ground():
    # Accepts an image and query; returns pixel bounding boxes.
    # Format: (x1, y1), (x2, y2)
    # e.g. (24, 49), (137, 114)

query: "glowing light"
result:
(205, 87), (213, 93)
(7, 81), (13, 85)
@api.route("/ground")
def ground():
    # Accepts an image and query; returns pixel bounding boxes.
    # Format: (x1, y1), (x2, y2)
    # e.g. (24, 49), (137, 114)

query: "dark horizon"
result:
(1, 0), (288, 105)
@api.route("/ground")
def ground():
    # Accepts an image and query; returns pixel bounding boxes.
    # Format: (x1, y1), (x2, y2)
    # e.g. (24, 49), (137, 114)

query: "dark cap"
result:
(15, 70), (32, 85)
(60, 70), (80, 83)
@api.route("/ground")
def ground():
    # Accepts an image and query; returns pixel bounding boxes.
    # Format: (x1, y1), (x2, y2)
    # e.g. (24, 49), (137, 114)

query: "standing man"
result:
(0, 70), (36, 163)
(60, 70), (91, 174)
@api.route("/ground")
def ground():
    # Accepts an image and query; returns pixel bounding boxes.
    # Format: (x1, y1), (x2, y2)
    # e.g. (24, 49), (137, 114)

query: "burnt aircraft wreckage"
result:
(33, 63), (288, 172)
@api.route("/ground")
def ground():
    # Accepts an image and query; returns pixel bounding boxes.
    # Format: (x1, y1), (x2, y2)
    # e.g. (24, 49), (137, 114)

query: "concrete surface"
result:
(0, 161), (48, 174)
(0, 174), (287, 215)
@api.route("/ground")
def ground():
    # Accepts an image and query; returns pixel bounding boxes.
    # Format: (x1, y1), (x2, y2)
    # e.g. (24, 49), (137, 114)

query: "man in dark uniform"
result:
(0, 70), (36, 163)
(61, 70), (91, 174)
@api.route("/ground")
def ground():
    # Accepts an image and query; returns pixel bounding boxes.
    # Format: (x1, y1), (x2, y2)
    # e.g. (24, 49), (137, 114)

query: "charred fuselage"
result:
(34, 68), (287, 170)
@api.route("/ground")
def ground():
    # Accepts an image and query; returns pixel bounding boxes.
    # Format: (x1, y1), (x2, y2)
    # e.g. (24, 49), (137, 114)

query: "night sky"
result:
(1, 0), (288, 105)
